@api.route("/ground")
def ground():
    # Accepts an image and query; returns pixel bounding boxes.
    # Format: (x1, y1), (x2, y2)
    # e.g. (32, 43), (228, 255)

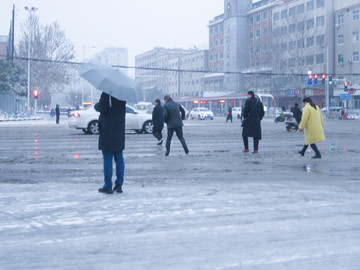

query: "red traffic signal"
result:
(344, 82), (349, 91)
(321, 74), (326, 80)
(32, 90), (39, 99)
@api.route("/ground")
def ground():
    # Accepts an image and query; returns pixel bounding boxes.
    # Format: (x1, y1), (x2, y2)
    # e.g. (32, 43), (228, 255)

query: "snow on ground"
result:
(0, 116), (360, 269)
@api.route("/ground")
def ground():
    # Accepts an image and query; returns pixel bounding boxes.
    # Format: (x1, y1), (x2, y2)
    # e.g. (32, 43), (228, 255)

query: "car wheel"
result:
(87, 120), (99, 135)
(143, 120), (153, 134)
(237, 114), (241, 119)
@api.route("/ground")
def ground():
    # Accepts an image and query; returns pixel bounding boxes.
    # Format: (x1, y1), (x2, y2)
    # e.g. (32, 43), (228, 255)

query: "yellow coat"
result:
(299, 103), (325, 145)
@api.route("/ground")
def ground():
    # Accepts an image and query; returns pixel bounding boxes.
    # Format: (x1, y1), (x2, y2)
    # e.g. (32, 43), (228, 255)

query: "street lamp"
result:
(25, 6), (37, 112)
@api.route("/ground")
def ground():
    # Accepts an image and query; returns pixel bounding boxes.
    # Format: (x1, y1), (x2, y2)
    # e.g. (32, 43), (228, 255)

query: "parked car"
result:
(189, 108), (214, 120)
(68, 105), (153, 134)
(231, 107), (242, 119)
(133, 102), (154, 114)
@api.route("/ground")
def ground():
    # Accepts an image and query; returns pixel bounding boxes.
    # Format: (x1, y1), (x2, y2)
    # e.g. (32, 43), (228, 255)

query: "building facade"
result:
(0, 35), (7, 60)
(92, 47), (128, 75)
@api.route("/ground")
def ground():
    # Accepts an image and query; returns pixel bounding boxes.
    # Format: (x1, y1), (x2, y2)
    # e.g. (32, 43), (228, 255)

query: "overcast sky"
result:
(1, 0), (224, 66)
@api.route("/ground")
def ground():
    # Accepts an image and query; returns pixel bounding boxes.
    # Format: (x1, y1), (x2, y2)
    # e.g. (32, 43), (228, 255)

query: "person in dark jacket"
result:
(94, 92), (126, 194)
(55, 104), (60, 124)
(242, 91), (265, 154)
(152, 99), (164, 145)
(163, 95), (189, 156)
(291, 103), (302, 123)
(226, 106), (233, 123)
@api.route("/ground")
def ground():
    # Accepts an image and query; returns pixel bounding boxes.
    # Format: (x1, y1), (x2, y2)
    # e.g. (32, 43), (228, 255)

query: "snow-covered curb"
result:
(0, 117), (43, 122)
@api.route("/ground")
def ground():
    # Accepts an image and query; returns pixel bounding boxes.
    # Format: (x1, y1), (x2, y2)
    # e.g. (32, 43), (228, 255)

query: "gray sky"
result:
(1, 0), (224, 65)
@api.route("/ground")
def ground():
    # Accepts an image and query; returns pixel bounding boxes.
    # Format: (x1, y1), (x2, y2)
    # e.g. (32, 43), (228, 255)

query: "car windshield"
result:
(198, 108), (210, 111)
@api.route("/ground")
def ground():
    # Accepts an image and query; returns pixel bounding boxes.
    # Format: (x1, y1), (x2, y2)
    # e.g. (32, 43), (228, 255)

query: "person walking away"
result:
(55, 104), (60, 124)
(290, 103), (302, 124)
(152, 99), (164, 145)
(298, 97), (325, 159)
(94, 92), (126, 194)
(226, 106), (233, 123)
(163, 95), (189, 156)
(242, 91), (265, 154)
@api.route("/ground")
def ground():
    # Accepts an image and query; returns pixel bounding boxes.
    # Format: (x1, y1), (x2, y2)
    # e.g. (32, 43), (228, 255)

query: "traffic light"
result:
(328, 75), (333, 85)
(344, 82), (348, 91)
(321, 74), (326, 85)
(314, 74), (318, 84)
(32, 90), (39, 99)
(307, 74), (313, 85)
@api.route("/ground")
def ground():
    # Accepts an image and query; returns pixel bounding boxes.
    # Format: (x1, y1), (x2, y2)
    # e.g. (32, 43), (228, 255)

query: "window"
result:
(307, 37), (314, 47)
(210, 42), (213, 49)
(289, 58), (296, 67)
(263, 11), (268, 20)
(298, 4), (305, 13)
(263, 28), (268, 36)
(256, 29), (261, 38)
(289, 41), (296, 50)
(220, 53), (224, 59)
(210, 55), (213, 61)
(215, 40), (218, 47)
(263, 44), (268, 52)
(249, 16), (253, 24)
(354, 10), (359, 21)
(215, 26), (218, 34)
(274, 12), (279, 21)
(306, 55), (314, 65)
(256, 14), (261, 23)
(307, 19), (314, 29)
(250, 32), (254, 39)
(220, 25), (224, 32)
(281, 26), (287, 35)
(297, 22), (305, 32)
(316, 16), (325, 27)
(210, 28), (213, 35)
(281, 43), (287, 51)
(307, 1), (314, 11)
(353, 32), (359, 42)
(353, 52), (359, 62)
(281, 9), (287, 19)
(289, 7), (296, 17)
(316, 35), (324, 46)
(338, 54), (344, 64)
(338, 34), (344, 45)
(256, 46), (260, 53)
(338, 14), (344, 24)
(221, 39), (224, 45)
(289, 24), (296, 33)
(298, 39), (305, 48)
(316, 0), (324, 8)
(215, 54), (218, 61)
(316, 53), (324, 64)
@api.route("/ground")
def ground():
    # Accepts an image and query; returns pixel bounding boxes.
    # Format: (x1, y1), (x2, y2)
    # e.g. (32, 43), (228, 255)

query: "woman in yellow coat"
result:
(298, 97), (325, 159)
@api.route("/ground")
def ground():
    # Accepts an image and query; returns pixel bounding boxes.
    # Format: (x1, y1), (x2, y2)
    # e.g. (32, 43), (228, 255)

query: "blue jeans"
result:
(102, 151), (124, 189)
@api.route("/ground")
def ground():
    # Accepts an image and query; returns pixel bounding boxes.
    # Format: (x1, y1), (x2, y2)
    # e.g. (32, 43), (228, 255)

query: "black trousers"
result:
(243, 136), (259, 151)
(166, 126), (188, 153)
(153, 126), (163, 141)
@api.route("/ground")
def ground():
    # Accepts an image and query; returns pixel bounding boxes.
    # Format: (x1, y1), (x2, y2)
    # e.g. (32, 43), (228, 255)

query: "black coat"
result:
(291, 106), (302, 123)
(163, 100), (185, 129)
(152, 104), (164, 129)
(242, 97), (265, 139)
(94, 92), (126, 152)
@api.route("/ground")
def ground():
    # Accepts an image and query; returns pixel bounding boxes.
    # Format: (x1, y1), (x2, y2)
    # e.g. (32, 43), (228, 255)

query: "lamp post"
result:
(25, 6), (37, 112)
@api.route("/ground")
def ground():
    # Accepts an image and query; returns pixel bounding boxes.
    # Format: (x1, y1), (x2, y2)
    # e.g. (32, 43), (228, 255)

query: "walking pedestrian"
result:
(241, 91), (265, 154)
(50, 108), (55, 118)
(290, 103), (302, 124)
(152, 99), (164, 145)
(94, 92), (126, 194)
(226, 106), (233, 123)
(55, 104), (60, 124)
(298, 97), (325, 159)
(163, 95), (189, 156)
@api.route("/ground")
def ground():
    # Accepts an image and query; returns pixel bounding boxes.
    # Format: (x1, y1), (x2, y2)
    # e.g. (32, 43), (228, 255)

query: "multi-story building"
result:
(0, 35), (7, 60)
(92, 47), (128, 75)
(334, 1), (360, 109)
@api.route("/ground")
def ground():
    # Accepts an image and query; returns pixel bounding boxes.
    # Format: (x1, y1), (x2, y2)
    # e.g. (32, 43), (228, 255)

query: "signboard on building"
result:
(340, 94), (351, 101)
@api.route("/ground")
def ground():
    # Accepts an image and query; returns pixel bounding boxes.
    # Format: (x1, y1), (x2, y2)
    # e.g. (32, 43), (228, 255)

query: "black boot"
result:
(298, 145), (308, 156)
(310, 144), (321, 159)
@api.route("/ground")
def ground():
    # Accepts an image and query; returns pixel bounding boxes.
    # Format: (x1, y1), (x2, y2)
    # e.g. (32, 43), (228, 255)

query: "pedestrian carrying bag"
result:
(241, 99), (258, 127)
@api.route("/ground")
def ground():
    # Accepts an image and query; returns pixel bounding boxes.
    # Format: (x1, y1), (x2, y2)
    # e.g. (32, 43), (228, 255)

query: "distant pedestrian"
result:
(163, 95), (189, 156)
(152, 99), (164, 145)
(55, 104), (60, 124)
(50, 108), (55, 118)
(241, 91), (265, 154)
(298, 97), (325, 159)
(290, 103), (302, 123)
(226, 106), (233, 123)
(94, 92), (126, 194)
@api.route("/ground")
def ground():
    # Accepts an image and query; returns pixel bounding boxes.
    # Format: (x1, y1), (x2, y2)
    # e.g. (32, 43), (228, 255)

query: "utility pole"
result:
(177, 57), (181, 97)
(11, 5), (15, 61)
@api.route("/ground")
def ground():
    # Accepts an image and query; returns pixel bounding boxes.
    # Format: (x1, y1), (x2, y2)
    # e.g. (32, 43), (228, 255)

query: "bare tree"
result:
(16, 15), (76, 104)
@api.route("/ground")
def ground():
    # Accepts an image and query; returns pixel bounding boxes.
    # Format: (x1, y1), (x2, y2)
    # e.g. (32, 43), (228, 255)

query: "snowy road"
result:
(0, 117), (360, 269)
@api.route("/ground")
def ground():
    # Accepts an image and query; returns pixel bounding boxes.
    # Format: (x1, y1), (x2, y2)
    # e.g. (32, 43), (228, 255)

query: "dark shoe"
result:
(157, 139), (163, 145)
(185, 149), (189, 155)
(98, 187), (114, 194)
(298, 150), (305, 156)
(165, 150), (169, 156)
(243, 149), (249, 153)
(252, 150), (258, 154)
(312, 154), (321, 159)
(113, 185), (123, 193)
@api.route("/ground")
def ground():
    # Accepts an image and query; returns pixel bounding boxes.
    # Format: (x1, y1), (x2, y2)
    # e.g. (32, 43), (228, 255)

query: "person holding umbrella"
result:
(95, 93), (126, 194)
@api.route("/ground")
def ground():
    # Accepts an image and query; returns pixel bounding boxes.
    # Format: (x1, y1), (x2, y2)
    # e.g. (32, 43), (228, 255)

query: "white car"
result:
(189, 108), (214, 120)
(68, 105), (153, 134)
(231, 107), (242, 119)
